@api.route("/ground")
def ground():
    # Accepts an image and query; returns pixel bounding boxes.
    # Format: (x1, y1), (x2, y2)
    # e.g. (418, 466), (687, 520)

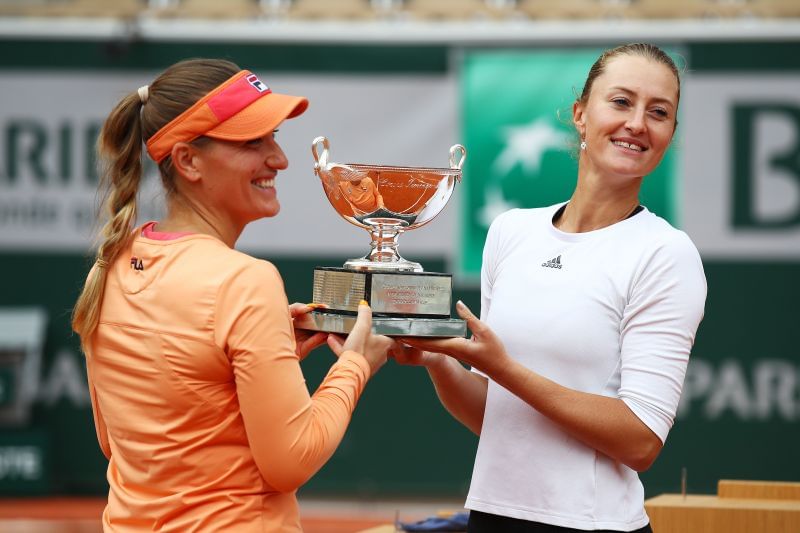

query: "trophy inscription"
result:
(307, 136), (467, 337)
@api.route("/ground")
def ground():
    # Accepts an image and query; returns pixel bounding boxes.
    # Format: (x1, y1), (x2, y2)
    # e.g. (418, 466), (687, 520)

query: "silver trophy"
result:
(306, 136), (467, 337)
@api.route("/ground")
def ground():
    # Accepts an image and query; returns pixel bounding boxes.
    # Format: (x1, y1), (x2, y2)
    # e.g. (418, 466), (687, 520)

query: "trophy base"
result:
(308, 310), (467, 337)
(310, 267), (466, 337)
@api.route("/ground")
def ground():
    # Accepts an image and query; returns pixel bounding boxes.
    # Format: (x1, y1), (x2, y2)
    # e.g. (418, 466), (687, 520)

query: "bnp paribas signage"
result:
(733, 104), (800, 230)
(682, 75), (800, 258)
(0, 73), (166, 251)
(459, 50), (677, 277)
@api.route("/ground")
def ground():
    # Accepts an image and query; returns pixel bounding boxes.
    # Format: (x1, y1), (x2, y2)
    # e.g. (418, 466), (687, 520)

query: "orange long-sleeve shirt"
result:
(84, 230), (371, 532)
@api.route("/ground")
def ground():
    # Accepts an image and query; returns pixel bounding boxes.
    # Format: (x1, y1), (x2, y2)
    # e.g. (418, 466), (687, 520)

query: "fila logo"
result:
(130, 257), (144, 271)
(246, 74), (269, 93)
(541, 255), (562, 269)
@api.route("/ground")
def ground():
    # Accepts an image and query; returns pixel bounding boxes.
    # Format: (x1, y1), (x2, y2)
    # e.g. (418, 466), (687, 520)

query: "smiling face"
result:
(573, 54), (679, 185)
(192, 131), (288, 228)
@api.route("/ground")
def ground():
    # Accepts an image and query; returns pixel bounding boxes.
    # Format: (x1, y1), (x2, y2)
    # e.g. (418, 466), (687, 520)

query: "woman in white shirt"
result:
(394, 43), (706, 533)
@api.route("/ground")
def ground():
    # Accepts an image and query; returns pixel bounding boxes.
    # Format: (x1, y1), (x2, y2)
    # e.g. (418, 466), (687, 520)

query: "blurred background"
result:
(0, 0), (798, 518)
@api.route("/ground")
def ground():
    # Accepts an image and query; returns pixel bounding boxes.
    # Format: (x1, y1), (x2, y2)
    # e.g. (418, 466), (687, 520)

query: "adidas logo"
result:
(541, 255), (563, 269)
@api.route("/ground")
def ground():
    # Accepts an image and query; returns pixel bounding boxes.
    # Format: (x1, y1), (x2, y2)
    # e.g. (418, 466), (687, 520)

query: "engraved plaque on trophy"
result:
(306, 136), (467, 337)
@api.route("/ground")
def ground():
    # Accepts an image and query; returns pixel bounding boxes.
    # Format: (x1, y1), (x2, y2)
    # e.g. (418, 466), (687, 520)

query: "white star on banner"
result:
(492, 118), (569, 176)
(479, 184), (518, 228)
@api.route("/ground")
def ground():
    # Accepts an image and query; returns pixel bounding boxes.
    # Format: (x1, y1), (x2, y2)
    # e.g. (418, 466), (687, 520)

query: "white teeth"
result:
(613, 140), (644, 152)
(253, 178), (274, 189)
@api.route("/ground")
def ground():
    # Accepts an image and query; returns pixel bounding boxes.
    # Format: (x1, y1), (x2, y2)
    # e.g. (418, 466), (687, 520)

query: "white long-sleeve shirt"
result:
(466, 203), (706, 531)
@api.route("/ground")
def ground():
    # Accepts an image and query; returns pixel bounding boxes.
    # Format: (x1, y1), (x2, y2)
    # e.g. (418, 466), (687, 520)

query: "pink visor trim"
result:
(207, 74), (271, 122)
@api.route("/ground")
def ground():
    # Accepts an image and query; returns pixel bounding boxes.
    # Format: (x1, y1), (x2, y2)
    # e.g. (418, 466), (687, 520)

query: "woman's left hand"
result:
(289, 303), (329, 361)
(398, 301), (510, 376)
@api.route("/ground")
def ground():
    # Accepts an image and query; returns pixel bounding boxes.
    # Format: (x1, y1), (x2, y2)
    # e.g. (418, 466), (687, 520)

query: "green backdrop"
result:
(1, 39), (799, 501)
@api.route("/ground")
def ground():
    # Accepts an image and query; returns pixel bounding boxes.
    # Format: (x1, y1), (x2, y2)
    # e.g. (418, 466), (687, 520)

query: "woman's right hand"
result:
(396, 300), (510, 378)
(327, 301), (393, 376)
(390, 343), (445, 369)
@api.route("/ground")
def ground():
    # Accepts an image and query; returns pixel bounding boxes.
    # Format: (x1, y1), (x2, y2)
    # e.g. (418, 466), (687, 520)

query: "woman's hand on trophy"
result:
(389, 342), (445, 368)
(289, 303), (328, 361)
(398, 301), (511, 377)
(327, 301), (393, 377)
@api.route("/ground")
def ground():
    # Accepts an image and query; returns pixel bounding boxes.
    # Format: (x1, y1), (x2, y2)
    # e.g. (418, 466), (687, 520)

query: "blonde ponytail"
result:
(72, 92), (144, 344)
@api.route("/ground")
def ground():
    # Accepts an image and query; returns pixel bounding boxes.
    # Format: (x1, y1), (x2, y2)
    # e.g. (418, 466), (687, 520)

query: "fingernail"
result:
(359, 299), (369, 306)
(456, 300), (465, 308)
(307, 303), (327, 309)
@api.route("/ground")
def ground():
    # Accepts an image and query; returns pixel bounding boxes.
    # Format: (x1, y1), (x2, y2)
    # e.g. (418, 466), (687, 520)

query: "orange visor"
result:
(145, 70), (308, 163)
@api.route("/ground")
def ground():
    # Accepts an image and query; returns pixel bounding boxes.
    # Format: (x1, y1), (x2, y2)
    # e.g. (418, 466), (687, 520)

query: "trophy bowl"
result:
(313, 136), (466, 272)
(308, 136), (468, 337)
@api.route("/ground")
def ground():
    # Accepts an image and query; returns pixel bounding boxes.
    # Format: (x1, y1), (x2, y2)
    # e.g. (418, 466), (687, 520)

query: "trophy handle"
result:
(312, 136), (330, 171)
(449, 144), (467, 173)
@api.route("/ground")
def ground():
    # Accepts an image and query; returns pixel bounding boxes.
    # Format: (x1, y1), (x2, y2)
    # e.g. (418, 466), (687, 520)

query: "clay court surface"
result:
(0, 497), (466, 532)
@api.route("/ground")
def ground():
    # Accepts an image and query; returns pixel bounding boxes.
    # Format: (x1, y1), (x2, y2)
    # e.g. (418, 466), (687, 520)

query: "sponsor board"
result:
(0, 72), (459, 256)
(682, 75), (800, 258)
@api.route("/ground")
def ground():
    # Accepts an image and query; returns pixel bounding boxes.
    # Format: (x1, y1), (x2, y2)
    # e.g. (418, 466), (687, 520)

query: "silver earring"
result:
(580, 140), (587, 151)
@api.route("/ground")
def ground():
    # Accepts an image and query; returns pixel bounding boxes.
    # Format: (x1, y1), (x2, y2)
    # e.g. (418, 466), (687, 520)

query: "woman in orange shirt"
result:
(72, 58), (393, 532)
